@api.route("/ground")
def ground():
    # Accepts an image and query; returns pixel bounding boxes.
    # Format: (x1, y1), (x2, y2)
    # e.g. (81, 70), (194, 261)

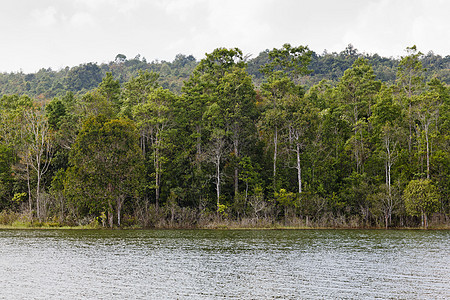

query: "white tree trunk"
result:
(216, 155), (221, 209)
(425, 123), (430, 179)
(234, 134), (239, 198)
(273, 127), (278, 191)
(24, 108), (52, 222)
(296, 143), (302, 194)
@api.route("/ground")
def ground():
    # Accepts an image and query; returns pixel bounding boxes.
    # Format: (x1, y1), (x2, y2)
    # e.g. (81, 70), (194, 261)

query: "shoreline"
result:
(1, 224), (449, 230)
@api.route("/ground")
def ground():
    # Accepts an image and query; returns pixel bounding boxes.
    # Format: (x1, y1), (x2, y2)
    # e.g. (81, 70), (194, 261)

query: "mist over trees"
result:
(0, 44), (448, 228)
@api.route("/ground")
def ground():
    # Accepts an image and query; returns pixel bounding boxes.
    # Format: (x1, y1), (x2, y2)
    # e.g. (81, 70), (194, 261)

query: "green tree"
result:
(122, 70), (159, 107)
(368, 182), (401, 229)
(196, 47), (245, 83)
(65, 63), (103, 92)
(412, 91), (441, 179)
(370, 84), (403, 209)
(396, 46), (425, 154)
(260, 44), (312, 194)
(403, 179), (440, 228)
(121, 70), (160, 149)
(239, 156), (262, 203)
(275, 188), (298, 223)
(45, 98), (67, 130)
(179, 48), (248, 210)
(427, 79), (450, 211)
(336, 58), (380, 173)
(305, 80), (349, 198)
(260, 43), (312, 83)
(259, 73), (291, 193)
(183, 47), (245, 163)
(98, 72), (121, 113)
(0, 95), (34, 213)
(77, 90), (116, 119)
(217, 66), (257, 198)
(0, 145), (15, 210)
(132, 87), (176, 211)
(65, 115), (144, 227)
(285, 94), (319, 194)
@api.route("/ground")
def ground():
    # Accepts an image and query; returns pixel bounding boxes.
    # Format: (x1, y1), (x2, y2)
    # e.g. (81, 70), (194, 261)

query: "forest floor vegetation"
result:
(1, 210), (448, 230)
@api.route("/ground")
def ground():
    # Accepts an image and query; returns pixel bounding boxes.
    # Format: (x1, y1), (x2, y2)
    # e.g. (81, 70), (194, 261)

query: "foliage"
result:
(403, 179), (440, 217)
(0, 45), (449, 228)
(64, 115), (144, 227)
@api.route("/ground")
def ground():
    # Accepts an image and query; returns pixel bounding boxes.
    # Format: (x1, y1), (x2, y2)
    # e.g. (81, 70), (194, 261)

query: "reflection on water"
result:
(0, 229), (449, 299)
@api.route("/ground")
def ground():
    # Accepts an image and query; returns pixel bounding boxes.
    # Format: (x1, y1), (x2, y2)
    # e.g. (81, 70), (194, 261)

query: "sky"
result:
(1, 0), (449, 73)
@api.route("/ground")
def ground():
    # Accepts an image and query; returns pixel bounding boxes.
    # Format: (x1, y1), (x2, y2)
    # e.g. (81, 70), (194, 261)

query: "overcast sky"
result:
(1, 0), (449, 73)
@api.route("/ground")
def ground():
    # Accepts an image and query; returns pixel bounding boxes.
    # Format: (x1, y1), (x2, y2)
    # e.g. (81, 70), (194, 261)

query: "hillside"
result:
(1, 45), (449, 99)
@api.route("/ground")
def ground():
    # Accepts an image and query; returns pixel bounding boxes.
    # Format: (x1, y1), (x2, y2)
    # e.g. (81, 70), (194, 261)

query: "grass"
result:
(0, 210), (448, 230)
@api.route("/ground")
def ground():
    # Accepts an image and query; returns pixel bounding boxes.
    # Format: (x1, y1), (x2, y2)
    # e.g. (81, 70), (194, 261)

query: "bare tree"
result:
(21, 107), (53, 221)
(202, 129), (227, 211)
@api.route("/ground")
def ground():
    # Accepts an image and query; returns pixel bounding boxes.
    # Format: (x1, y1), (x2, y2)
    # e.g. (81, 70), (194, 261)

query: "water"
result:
(0, 229), (449, 299)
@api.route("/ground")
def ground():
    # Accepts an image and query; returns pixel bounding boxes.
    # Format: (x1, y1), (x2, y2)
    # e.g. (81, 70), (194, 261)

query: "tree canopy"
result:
(0, 45), (448, 229)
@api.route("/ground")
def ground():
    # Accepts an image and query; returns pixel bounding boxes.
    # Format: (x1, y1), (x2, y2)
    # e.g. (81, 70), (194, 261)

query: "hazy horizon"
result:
(1, 0), (449, 73)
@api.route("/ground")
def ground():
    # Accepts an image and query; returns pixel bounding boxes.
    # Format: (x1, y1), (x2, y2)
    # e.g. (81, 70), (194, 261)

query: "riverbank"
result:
(2, 210), (449, 230)
(1, 221), (449, 230)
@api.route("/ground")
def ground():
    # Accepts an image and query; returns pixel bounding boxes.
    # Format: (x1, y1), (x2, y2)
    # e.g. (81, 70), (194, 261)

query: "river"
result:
(0, 229), (449, 299)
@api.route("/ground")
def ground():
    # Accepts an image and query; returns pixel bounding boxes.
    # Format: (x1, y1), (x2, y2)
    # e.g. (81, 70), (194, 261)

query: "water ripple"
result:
(0, 229), (449, 299)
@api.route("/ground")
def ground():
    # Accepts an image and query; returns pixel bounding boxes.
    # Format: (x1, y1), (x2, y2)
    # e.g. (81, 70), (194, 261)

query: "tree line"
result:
(2, 44), (450, 99)
(0, 44), (448, 229)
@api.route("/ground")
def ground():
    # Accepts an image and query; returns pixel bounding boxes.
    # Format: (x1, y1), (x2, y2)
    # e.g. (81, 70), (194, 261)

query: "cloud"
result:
(182, 0), (273, 57)
(339, 0), (406, 56)
(30, 4), (95, 29)
(70, 11), (95, 28)
(74, 0), (143, 14)
(207, 1), (269, 38)
(31, 6), (58, 27)
(113, 0), (143, 14)
(409, 2), (450, 55)
(157, 0), (204, 20)
(3, 0), (450, 73)
(339, 0), (450, 57)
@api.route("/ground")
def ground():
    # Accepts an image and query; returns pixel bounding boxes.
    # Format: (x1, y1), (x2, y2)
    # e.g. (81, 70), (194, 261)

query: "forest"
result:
(0, 44), (448, 229)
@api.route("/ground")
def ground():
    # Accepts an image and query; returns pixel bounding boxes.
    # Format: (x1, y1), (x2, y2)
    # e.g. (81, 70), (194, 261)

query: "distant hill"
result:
(248, 45), (450, 87)
(1, 46), (449, 98)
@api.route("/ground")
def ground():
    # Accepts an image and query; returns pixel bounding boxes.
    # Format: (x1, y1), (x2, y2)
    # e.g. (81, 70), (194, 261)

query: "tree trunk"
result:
(216, 155), (220, 210)
(26, 161), (32, 215)
(425, 123), (430, 179)
(296, 143), (302, 194)
(155, 172), (160, 212)
(36, 173), (41, 222)
(196, 125), (202, 164)
(108, 202), (114, 228)
(117, 196), (123, 227)
(36, 152), (42, 221)
(388, 161), (391, 198)
(359, 123), (364, 174)
(284, 206), (288, 225)
(385, 214), (388, 229)
(140, 129), (146, 155)
(273, 126), (278, 192)
(245, 181), (249, 203)
(24, 109), (52, 223)
(424, 213), (428, 229)
(354, 104), (360, 173)
(234, 135), (239, 199)
(421, 210), (424, 228)
(408, 105), (412, 155)
(154, 135), (160, 212)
